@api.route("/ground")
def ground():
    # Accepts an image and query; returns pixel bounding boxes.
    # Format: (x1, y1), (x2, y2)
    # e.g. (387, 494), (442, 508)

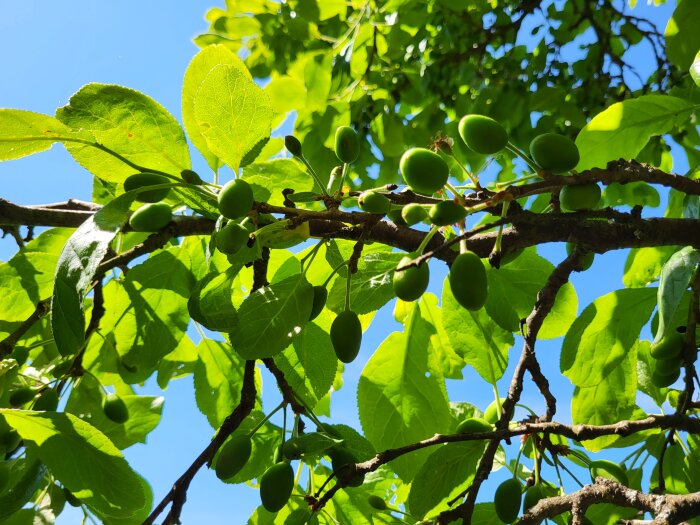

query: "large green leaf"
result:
(358, 301), (452, 481)
(193, 64), (272, 172)
(623, 246), (677, 288)
(654, 246), (699, 343)
(665, 0), (700, 70)
(418, 293), (466, 380)
(0, 410), (148, 519)
(56, 83), (190, 182)
(561, 288), (656, 388)
(0, 110), (75, 161)
(575, 95), (693, 171)
(230, 274), (314, 360)
(188, 266), (240, 332)
(51, 194), (134, 357)
(0, 457), (46, 520)
(182, 44), (250, 171)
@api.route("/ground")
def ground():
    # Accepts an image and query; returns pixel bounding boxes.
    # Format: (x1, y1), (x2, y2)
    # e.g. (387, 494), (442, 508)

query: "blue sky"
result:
(0, 1), (686, 523)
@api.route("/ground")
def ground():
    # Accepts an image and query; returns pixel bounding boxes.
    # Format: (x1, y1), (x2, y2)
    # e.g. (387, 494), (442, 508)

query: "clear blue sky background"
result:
(0, 1), (685, 523)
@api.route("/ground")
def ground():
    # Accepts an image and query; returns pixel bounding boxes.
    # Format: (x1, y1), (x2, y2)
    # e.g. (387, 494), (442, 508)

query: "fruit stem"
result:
(505, 142), (540, 173)
(298, 155), (330, 197)
(551, 453), (566, 495)
(494, 173), (540, 189)
(533, 436), (542, 484)
(336, 163), (349, 196)
(445, 182), (465, 204)
(492, 385), (502, 421)
(300, 239), (325, 274)
(490, 200), (511, 260)
(416, 225), (439, 256)
(247, 400), (286, 438)
(445, 147), (481, 188)
(512, 440), (525, 479)
(344, 270), (352, 312)
(321, 260), (350, 289)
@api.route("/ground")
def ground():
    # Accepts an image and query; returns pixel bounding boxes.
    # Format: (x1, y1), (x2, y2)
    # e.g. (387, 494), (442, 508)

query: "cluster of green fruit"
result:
(123, 172), (175, 232)
(649, 328), (686, 388)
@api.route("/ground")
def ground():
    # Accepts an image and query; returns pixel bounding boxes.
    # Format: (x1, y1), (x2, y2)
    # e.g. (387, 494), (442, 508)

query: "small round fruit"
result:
(33, 389), (59, 412)
(401, 203), (428, 226)
(393, 256), (430, 302)
(63, 487), (82, 507)
(428, 200), (467, 226)
(102, 393), (129, 424)
(494, 478), (522, 523)
(259, 462), (294, 513)
(651, 367), (681, 388)
(9, 387), (35, 408)
(215, 434), (252, 480)
(0, 430), (20, 455)
(358, 191), (391, 214)
(10, 346), (29, 366)
(559, 183), (601, 211)
(180, 169), (203, 185)
(218, 179), (254, 220)
(386, 209), (407, 226)
(128, 203), (172, 232)
(566, 243), (594, 271)
(400, 148), (449, 195)
(523, 483), (547, 514)
(215, 222), (250, 254)
(529, 133), (580, 174)
(285, 135), (303, 157)
(123, 173), (171, 203)
(456, 417), (493, 434)
(367, 495), (388, 510)
(458, 115), (508, 155)
(589, 459), (629, 486)
(309, 286), (328, 321)
(330, 448), (364, 487)
(335, 126), (360, 164)
(330, 311), (363, 363)
(449, 251), (488, 311)
(650, 330), (684, 360)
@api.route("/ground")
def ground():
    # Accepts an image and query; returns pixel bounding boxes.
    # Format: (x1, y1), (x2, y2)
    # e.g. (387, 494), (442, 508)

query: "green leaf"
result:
(650, 443), (690, 494)
(0, 110), (74, 161)
(418, 293), (466, 380)
(665, 0), (700, 70)
(0, 410), (147, 519)
(561, 288), (656, 387)
(484, 249), (578, 338)
(182, 44), (251, 172)
(655, 246), (699, 343)
(56, 84), (190, 182)
(358, 302), (452, 481)
(691, 50), (700, 88)
(623, 246), (678, 288)
(244, 159), (315, 206)
(0, 458), (46, 520)
(230, 274), (314, 360)
(441, 283), (513, 382)
(193, 64), (272, 172)
(408, 442), (484, 519)
(636, 340), (666, 406)
(575, 95), (693, 171)
(602, 181), (660, 208)
(188, 266), (240, 332)
(51, 194), (135, 357)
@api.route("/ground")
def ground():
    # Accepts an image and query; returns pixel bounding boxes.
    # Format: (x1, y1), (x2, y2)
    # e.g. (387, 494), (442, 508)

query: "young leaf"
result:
(654, 246), (699, 343)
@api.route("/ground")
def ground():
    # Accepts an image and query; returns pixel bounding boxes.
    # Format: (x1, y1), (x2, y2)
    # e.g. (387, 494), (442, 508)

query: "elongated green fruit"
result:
(259, 462), (294, 513)
(650, 330), (684, 360)
(10, 346), (28, 366)
(589, 459), (628, 486)
(129, 203), (172, 232)
(124, 173), (171, 203)
(449, 251), (488, 311)
(529, 133), (580, 174)
(386, 209), (407, 226)
(400, 148), (449, 195)
(458, 115), (508, 155)
(483, 398), (504, 424)
(102, 393), (129, 424)
(401, 203), (428, 226)
(215, 222), (250, 254)
(358, 191), (391, 214)
(330, 448), (364, 487)
(494, 478), (522, 523)
(651, 366), (681, 388)
(559, 183), (601, 211)
(9, 387), (35, 408)
(285, 135), (303, 157)
(367, 495), (388, 510)
(393, 256), (430, 302)
(309, 286), (328, 321)
(456, 417), (493, 434)
(428, 200), (467, 226)
(180, 169), (203, 185)
(335, 126), (360, 164)
(33, 389), (59, 411)
(331, 311), (362, 363)
(566, 243), (594, 271)
(654, 355), (682, 375)
(215, 434), (252, 480)
(218, 179), (254, 219)
(523, 483), (548, 514)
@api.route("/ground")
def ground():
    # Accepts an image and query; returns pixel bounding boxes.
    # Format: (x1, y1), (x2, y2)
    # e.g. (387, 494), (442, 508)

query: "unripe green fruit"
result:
(102, 393), (129, 424)
(523, 483), (547, 514)
(566, 243), (594, 271)
(331, 311), (362, 363)
(654, 355), (682, 376)
(386, 209), (407, 226)
(215, 434), (252, 480)
(650, 330), (684, 360)
(456, 417), (493, 434)
(334, 126), (360, 164)
(449, 251), (488, 311)
(33, 389), (59, 411)
(285, 135), (303, 157)
(0, 430), (20, 455)
(218, 179), (254, 220)
(393, 256), (430, 302)
(128, 203), (172, 232)
(330, 448), (364, 487)
(309, 286), (328, 321)
(494, 478), (522, 523)
(458, 115), (508, 155)
(9, 387), (35, 408)
(259, 462), (294, 513)
(215, 222), (250, 254)
(529, 133), (580, 174)
(400, 148), (449, 195)
(589, 459), (628, 486)
(500, 248), (524, 266)
(0, 463), (10, 493)
(63, 487), (81, 507)
(401, 203), (428, 226)
(428, 200), (467, 226)
(281, 438), (304, 460)
(367, 495), (388, 510)
(123, 173), (171, 203)
(358, 191), (391, 214)
(10, 346), (29, 366)
(651, 366), (681, 388)
(52, 359), (73, 378)
(180, 169), (203, 185)
(559, 183), (601, 211)
(483, 399), (503, 424)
